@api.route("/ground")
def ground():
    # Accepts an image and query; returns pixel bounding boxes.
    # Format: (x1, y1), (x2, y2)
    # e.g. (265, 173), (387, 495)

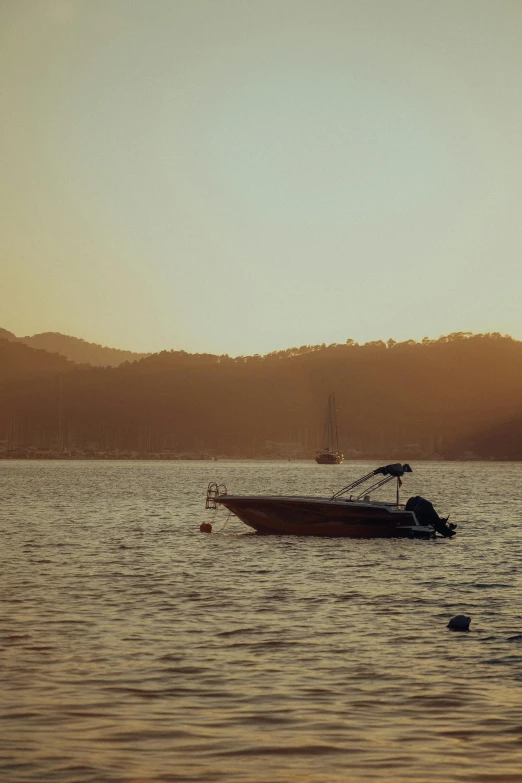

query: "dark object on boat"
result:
(405, 496), (457, 537)
(205, 463), (456, 539)
(376, 463), (412, 477)
(448, 615), (471, 631)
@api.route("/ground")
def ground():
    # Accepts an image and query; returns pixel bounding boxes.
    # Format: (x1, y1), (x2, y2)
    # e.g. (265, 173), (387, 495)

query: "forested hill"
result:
(0, 339), (75, 382)
(0, 328), (149, 366)
(456, 415), (522, 460)
(1, 332), (521, 459)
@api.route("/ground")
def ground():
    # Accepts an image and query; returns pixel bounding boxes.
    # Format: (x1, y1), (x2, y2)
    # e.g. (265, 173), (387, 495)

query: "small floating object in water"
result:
(199, 521), (213, 533)
(448, 615), (471, 631)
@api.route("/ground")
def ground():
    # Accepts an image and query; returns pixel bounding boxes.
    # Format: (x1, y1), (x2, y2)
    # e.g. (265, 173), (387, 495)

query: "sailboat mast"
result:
(327, 394), (332, 450)
(329, 394), (334, 450)
(58, 374), (63, 452)
(333, 393), (339, 452)
(316, 393), (344, 464)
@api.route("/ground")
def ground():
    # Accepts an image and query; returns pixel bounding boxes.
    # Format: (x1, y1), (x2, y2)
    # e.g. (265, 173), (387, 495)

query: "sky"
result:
(1, 0), (522, 355)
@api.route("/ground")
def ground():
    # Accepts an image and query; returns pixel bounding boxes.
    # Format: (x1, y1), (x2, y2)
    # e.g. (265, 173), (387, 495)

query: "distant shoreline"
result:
(0, 454), (513, 462)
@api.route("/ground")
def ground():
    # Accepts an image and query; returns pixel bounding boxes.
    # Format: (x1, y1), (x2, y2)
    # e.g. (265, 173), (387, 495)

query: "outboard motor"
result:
(405, 496), (456, 538)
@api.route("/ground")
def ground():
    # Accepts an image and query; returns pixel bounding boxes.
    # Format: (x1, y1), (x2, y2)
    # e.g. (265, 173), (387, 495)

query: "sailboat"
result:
(315, 393), (344, 464)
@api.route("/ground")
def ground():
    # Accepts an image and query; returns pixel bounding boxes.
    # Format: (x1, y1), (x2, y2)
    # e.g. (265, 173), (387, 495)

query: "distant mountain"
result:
(0, 328), (18, 342)
(0, 328), (150, 367)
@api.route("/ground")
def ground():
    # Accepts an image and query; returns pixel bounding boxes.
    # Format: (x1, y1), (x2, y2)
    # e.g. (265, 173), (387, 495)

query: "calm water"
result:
(1, 460), (522, 783)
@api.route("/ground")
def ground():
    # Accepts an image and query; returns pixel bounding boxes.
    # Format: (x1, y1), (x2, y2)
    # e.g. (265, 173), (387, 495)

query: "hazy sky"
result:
(2, 0), (521, 354)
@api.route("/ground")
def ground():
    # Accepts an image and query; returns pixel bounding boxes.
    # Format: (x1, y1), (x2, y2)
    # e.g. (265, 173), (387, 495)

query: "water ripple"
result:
(1, 459), (522, 782)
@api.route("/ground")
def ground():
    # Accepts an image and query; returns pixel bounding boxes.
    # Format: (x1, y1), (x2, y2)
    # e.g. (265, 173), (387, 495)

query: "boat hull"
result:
(315, 452), (344, 464)
(216, 496), (431, 538)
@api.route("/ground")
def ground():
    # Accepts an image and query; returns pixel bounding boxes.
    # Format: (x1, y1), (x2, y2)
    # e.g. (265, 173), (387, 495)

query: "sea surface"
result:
(1, 459), (522, 783)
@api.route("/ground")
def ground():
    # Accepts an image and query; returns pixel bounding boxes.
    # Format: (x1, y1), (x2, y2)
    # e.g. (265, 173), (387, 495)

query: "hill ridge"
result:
(0, 328), (150, 367)
(1, 331), (521, 459)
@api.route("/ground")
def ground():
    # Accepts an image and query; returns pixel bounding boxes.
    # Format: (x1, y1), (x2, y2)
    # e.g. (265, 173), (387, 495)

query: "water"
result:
(1, 460), (522, 783)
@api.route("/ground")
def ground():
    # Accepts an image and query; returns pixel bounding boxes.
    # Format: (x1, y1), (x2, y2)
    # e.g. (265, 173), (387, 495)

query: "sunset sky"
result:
(2, 0), (521, 355)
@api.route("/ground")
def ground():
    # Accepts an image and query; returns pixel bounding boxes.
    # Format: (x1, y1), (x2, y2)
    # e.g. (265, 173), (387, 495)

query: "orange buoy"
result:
(200, 522), (213, 533)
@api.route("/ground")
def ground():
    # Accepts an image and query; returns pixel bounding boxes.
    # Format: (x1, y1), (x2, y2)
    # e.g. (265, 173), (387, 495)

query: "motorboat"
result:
(315, 393), (344, 464)
(205, 463), (456, 539)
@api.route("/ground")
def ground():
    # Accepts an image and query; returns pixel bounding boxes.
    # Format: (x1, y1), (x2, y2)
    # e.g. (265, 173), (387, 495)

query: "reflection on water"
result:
(1, 460), (522, 782)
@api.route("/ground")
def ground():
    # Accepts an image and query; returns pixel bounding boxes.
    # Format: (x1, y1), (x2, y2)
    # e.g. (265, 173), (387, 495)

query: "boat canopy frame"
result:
(331, 463), (412, 501)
